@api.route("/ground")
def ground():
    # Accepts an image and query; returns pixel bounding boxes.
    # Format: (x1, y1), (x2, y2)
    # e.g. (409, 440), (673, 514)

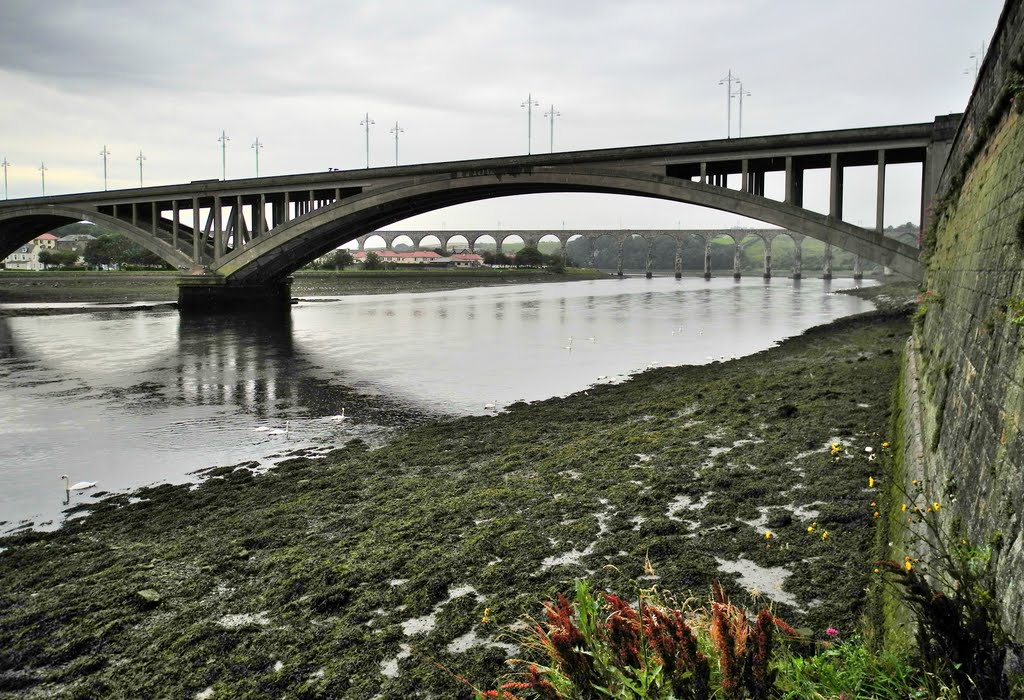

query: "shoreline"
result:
(0, 305), (913, 698)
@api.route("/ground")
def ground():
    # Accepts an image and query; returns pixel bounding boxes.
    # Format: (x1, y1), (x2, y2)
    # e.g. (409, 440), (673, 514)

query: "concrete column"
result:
(853, 255), (863, 280)
(822, 243), (833, 280)
(703, 241), (712, 279)
(732, 241), (742, 279)
(699, 162), (707, 185)
(172, 201), (179, 250)
(829, 153), (844, 220)
(439, 236), (448, 253)
(784, 156), (794, 204)
(793, 239), (802, 279)
(645, 241), (653, 279)
(876, 149), (886, 232)
(257, 194), (266, 237)
(192, 197), (201, 263)
(213, 196), (224, 261)
(616, 239), (624, 277)
(674, 240), (683, 279)
(282, 192), (291, 223)
(741, 159), (749, 193)
(494, 237), (502, 255)
(560, 239), (568, 264)
(763, 238), (772, 279)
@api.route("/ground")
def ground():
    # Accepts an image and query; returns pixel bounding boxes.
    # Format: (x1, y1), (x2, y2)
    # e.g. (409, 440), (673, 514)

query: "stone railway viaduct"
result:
(0, 116), (959, 309)
(354, 227), (878, 280)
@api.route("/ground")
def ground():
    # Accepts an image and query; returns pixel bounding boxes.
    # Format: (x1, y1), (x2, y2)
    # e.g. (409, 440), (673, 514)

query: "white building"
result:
(3, 233), (58, 270)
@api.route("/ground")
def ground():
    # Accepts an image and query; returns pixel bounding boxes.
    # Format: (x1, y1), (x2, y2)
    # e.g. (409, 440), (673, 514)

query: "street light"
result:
(252, 137), (263, 177)
(964, 41), (986, 81)
(732, 80), (751, 137)
(2, 158), (10, 200)
(544, 104), (560, 153)
(39, 162), (47, 195)
(218, 130), (230, 180)
(521, 93), (539, 154)
(99, 145), (110, 190)
(390, 121), (404, 165)
(718, 70), (741, 138)
(136, 149), (146, 187)
(361, 113), (375, 168)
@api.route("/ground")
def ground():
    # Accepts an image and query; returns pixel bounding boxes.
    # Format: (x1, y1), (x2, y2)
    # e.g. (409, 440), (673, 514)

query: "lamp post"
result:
(964, 41), (986, 81)
(521, 93), (539, 154)
(360, 113), (375, 168)
(544, 104), (560, 153)
(99, 145), (110, 190)
(733, 80), (751, 137)
(718, 70), (740, 138)
(39, 162), (47, 195)
(251, 137), (263, 177)
(390, 121), (403, 165)
(2, 158), (9, 200)
(218, 130), (230, 180)
(136, 149), (146, 187)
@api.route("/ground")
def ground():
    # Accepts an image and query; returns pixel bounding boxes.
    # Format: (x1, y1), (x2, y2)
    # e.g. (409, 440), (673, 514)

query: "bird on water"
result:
(61, 475), (97, 494)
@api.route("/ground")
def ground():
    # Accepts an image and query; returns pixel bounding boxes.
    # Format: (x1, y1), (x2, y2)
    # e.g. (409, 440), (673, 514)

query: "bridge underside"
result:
(216, 168), (922, 286)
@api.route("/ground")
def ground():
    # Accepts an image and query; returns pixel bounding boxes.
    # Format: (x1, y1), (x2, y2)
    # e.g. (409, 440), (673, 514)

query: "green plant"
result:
(875, 475), (1022, 699)
(774, 637), (927, 699)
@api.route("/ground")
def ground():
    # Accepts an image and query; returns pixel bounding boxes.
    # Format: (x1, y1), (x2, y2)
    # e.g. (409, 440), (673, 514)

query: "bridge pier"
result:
(822, 243), (833, 280)
(674, 241), (683, 279)
(177, 276), (293, 313)
(645, 242), (653, 278)
(763, 240), (772, 279)
(793, 239), (803, 279)
(852, 255), (863, 280)
(703, 243), (712, 279)
(616, 240), (624, 277)
(732, 243), (742, 279)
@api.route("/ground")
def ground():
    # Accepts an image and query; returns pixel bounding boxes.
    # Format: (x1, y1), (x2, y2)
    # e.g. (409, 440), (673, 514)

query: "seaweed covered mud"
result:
(0, 309), (910, 698)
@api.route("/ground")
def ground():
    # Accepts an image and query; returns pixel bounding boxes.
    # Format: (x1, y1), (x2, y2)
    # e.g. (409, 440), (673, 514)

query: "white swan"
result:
(253, 426), (271, 432)
(483, 401), (497, 410)
(327, 408), (347, 421)
(62, 475), (97, 493)
(269, 420), (290, 436)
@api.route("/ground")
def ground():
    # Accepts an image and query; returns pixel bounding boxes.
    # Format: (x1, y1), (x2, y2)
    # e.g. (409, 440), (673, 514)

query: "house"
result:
(353, 250), (446, 265)
(2, 233), (58, 270)
(450, 253), (483, 268)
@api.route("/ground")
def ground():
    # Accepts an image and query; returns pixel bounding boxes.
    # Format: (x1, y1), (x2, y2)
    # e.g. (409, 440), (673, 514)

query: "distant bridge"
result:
(0, 115), (958, 309)
(357, 227), (889, 279)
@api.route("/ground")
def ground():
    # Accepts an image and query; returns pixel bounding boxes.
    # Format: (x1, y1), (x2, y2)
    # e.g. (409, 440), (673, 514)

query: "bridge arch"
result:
(215, 167), (921, 284)
(0, 205), (194, 270)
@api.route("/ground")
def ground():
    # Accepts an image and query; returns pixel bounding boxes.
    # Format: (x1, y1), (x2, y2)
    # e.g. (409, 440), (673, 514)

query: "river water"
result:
(0, 276), (875, 531)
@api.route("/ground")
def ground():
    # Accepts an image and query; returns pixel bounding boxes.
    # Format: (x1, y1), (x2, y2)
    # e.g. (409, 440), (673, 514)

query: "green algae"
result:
(0, 310), (910, 698)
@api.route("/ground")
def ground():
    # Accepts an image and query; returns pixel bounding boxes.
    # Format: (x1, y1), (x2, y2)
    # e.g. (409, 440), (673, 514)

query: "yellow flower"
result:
(765, 531), (773, 540)
(821, 531), (829, 541)
(905, 560), (913, 572)
(807, 525), (815, 533)
(481, 608), (490, 624)
(882, 441), (890, 448)
(870, 502), (876, 507)
(873, 511), (880, 518)
(932, 502), (941, 511)
(902, 503), (908, 512)
(868, 476), (875, 488)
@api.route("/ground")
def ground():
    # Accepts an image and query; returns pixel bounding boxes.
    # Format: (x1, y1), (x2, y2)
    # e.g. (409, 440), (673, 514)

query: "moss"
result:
(0, 310), (913, 698)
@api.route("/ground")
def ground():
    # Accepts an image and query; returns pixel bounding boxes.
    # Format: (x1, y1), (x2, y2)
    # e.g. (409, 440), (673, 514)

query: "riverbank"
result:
(0, 308), (910, 698)
(0, 268), (606, 310)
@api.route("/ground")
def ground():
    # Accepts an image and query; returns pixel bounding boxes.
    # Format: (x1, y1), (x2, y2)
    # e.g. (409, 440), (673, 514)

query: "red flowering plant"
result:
(474, 579), (797, 700)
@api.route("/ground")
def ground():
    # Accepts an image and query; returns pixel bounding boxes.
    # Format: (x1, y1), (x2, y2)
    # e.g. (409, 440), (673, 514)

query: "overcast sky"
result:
(0, 0), (1004, 232)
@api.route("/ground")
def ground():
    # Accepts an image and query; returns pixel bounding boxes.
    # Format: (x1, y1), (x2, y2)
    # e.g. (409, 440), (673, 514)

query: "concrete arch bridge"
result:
(0, 115), (958, 310)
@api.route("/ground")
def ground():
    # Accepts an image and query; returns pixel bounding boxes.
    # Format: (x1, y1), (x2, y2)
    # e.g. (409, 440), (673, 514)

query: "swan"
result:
(253, 426), (271, 432)
(586, 336), (596, 342)
(327, 408), (347, 421)
(483, 401), (497, 410)
(269, 421), (290, 436)
(62, 475), (97, 493)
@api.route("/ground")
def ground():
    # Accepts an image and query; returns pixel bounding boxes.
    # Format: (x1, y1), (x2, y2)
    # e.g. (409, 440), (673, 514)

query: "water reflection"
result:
(0, 277), (874, 530)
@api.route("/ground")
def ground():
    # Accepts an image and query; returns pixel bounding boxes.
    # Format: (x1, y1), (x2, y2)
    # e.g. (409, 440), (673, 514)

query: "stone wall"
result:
(901, 0), (1024, 638)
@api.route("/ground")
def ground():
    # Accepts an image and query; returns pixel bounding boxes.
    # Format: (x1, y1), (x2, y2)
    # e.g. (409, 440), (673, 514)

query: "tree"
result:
(37, 249), (60, 269)
(363, 251), (383, 270)
(515, 246), (544, 267)
(546, 253), (565, 273)
(327, 249), (353, 270)
(493, 252), (511, 267)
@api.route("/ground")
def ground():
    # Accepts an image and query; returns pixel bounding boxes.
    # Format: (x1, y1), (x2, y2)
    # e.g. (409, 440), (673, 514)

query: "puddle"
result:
(667, 493), (711, 521)
(714, 557), (799, 608)
(217, 611), (271, 628)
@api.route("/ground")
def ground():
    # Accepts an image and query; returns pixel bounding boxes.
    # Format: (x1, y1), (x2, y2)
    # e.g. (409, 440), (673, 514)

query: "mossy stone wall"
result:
(900, 0), (1024, 639)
